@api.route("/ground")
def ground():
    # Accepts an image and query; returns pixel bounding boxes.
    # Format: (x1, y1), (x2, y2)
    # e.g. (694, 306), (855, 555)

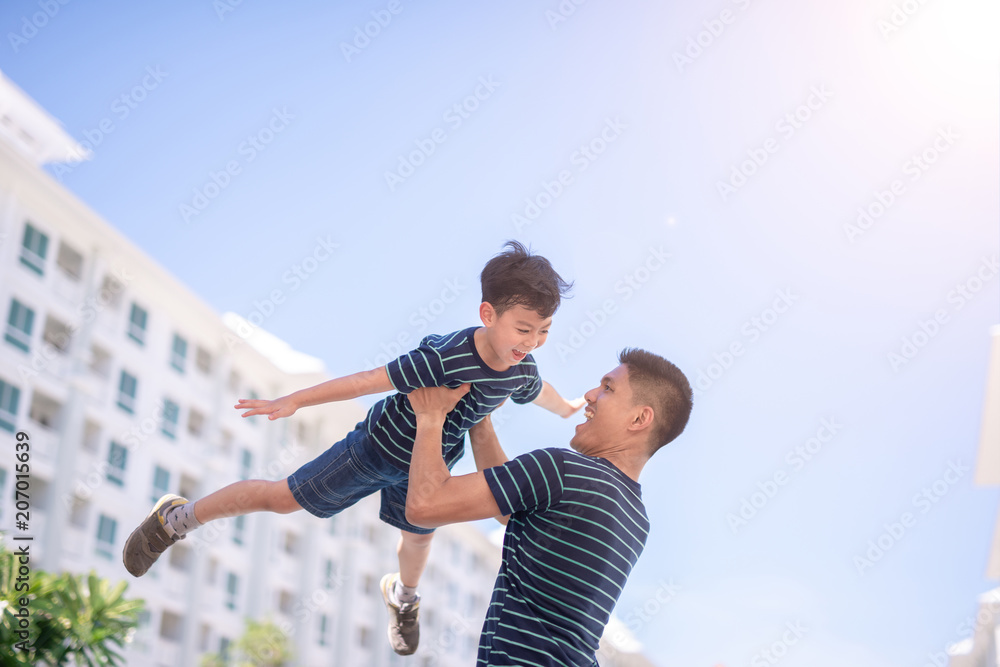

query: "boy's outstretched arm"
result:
(532, 380), (585, 418)
(405, 385), (503, 529)
(235, 367), (394, 420)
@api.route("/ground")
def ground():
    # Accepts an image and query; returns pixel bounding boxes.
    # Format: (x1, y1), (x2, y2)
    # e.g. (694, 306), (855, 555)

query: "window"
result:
(151, 466), (170, 504)
(127, 303), (147, 345)
(233, 515), (245, 546)
(188, 408), (205, 438)
(283, 531), (299, 556)
(195, 346), (212, 374)
(225, 572), (239, 610)
(95, 514), (117, 559)
(19, 223), (48, 275)
(240, 448), (252, 480)
(324, 559), (338, 590)
(318, 613), (328, 646)
(0, 468), (7, 521)
(56, 241), (83, 280)
(4, 299), (34, 353)
(159, 611), (182, 642)
(161, 399), (179, 439)
(219, 637), (231, 661)
(170, 334), (187, 373)
(106, 442), (127, 486)
(0, 380), (21, 433)
(42, 316), (72, 354)
(357, 626), (372, 649)
(117, 371), (137, 413)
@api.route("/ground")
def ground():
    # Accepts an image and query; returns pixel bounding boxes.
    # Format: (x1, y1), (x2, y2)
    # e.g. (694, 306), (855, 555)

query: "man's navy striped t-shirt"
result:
(481, 447), (649, 666)
(364, 327), (542, 471)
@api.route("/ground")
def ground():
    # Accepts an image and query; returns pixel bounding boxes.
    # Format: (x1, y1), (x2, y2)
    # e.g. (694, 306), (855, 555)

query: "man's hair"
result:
(480, 240), (573, 318)
(618, 348), (693, 453)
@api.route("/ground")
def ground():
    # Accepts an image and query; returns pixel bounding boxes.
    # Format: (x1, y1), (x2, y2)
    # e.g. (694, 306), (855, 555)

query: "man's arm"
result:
(468, 415), (510, 525)
(532, 380), (585, 418)
(235, 367), (394, 420)
(405, 385), (504, 529)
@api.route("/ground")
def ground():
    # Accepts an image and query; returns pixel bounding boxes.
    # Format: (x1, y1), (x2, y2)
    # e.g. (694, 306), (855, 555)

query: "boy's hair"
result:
(480, 240), (573, 319)
(618, 348), (693, 453)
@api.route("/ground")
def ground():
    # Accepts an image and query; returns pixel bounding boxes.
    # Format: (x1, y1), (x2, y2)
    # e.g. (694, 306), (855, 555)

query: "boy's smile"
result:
(476, 303), (552, 371)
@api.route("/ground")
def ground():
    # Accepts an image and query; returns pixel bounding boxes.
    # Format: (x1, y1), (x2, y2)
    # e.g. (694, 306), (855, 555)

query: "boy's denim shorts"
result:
(288, 423), (435, 535)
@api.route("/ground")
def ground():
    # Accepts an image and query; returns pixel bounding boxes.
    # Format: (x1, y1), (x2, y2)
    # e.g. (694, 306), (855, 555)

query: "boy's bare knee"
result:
(268, 480), (301, 514)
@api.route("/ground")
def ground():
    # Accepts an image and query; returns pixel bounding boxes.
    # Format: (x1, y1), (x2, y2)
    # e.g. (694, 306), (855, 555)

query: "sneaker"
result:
(380, 572), (420, 655)
(122, 494), (189, 577)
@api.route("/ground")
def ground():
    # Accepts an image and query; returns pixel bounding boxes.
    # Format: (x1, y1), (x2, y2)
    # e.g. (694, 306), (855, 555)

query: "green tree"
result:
(200, 618), (294, 667)
(0, 541), (144, 667)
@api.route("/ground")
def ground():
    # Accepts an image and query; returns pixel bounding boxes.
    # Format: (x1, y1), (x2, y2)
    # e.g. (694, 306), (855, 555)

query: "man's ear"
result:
(479, 302), (497, 327)
(628, 405), (655, 434)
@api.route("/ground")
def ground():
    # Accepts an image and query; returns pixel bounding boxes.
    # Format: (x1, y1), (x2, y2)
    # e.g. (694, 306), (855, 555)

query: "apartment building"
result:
(0, 68), (659, 667)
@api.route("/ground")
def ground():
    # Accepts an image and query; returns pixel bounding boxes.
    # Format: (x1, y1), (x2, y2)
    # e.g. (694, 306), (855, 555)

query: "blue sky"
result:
(2, 0), (998, 664)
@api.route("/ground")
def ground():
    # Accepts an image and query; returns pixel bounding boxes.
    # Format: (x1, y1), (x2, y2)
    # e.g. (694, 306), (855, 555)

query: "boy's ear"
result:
(479, 302), (497, 327)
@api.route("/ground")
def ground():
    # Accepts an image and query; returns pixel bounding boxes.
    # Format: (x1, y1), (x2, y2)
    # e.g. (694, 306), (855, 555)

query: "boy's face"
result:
(481, 303), (552, 367)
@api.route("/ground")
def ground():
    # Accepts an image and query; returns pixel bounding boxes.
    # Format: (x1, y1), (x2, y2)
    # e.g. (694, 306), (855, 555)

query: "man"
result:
(405, 348), (693, 666)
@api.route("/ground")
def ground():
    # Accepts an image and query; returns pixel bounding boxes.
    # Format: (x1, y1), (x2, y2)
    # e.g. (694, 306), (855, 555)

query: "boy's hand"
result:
(235, 396), (298, 420)
(564, 396), (586, 417)
(407, 384), (470, 420)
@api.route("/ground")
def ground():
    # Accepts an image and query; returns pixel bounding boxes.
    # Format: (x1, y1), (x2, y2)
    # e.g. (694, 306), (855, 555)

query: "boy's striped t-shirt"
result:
(365, 327), (543, 471)
(480, 447), (649, 667)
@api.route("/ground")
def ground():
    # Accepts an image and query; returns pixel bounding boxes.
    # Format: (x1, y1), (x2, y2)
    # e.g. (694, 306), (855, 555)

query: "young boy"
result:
(122, 241), (580, 656)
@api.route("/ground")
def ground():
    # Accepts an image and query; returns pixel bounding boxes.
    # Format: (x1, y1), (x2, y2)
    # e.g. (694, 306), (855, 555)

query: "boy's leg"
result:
(123, 479), (300, 577)
(193, 478), (302, 522)
(380, 529), (435, 655)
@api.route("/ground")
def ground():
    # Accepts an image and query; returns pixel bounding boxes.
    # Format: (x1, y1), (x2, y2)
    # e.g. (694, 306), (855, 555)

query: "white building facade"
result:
(0, 69), (500, 667)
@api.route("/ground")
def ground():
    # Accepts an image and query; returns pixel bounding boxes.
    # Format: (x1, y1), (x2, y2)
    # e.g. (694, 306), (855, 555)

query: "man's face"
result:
(482, 304), (552, 367)
(570, 364), (636, 454)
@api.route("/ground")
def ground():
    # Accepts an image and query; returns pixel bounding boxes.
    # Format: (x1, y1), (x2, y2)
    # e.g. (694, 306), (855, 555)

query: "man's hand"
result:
(235, 396), (298, 420)
(407, 384), (471, 419)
